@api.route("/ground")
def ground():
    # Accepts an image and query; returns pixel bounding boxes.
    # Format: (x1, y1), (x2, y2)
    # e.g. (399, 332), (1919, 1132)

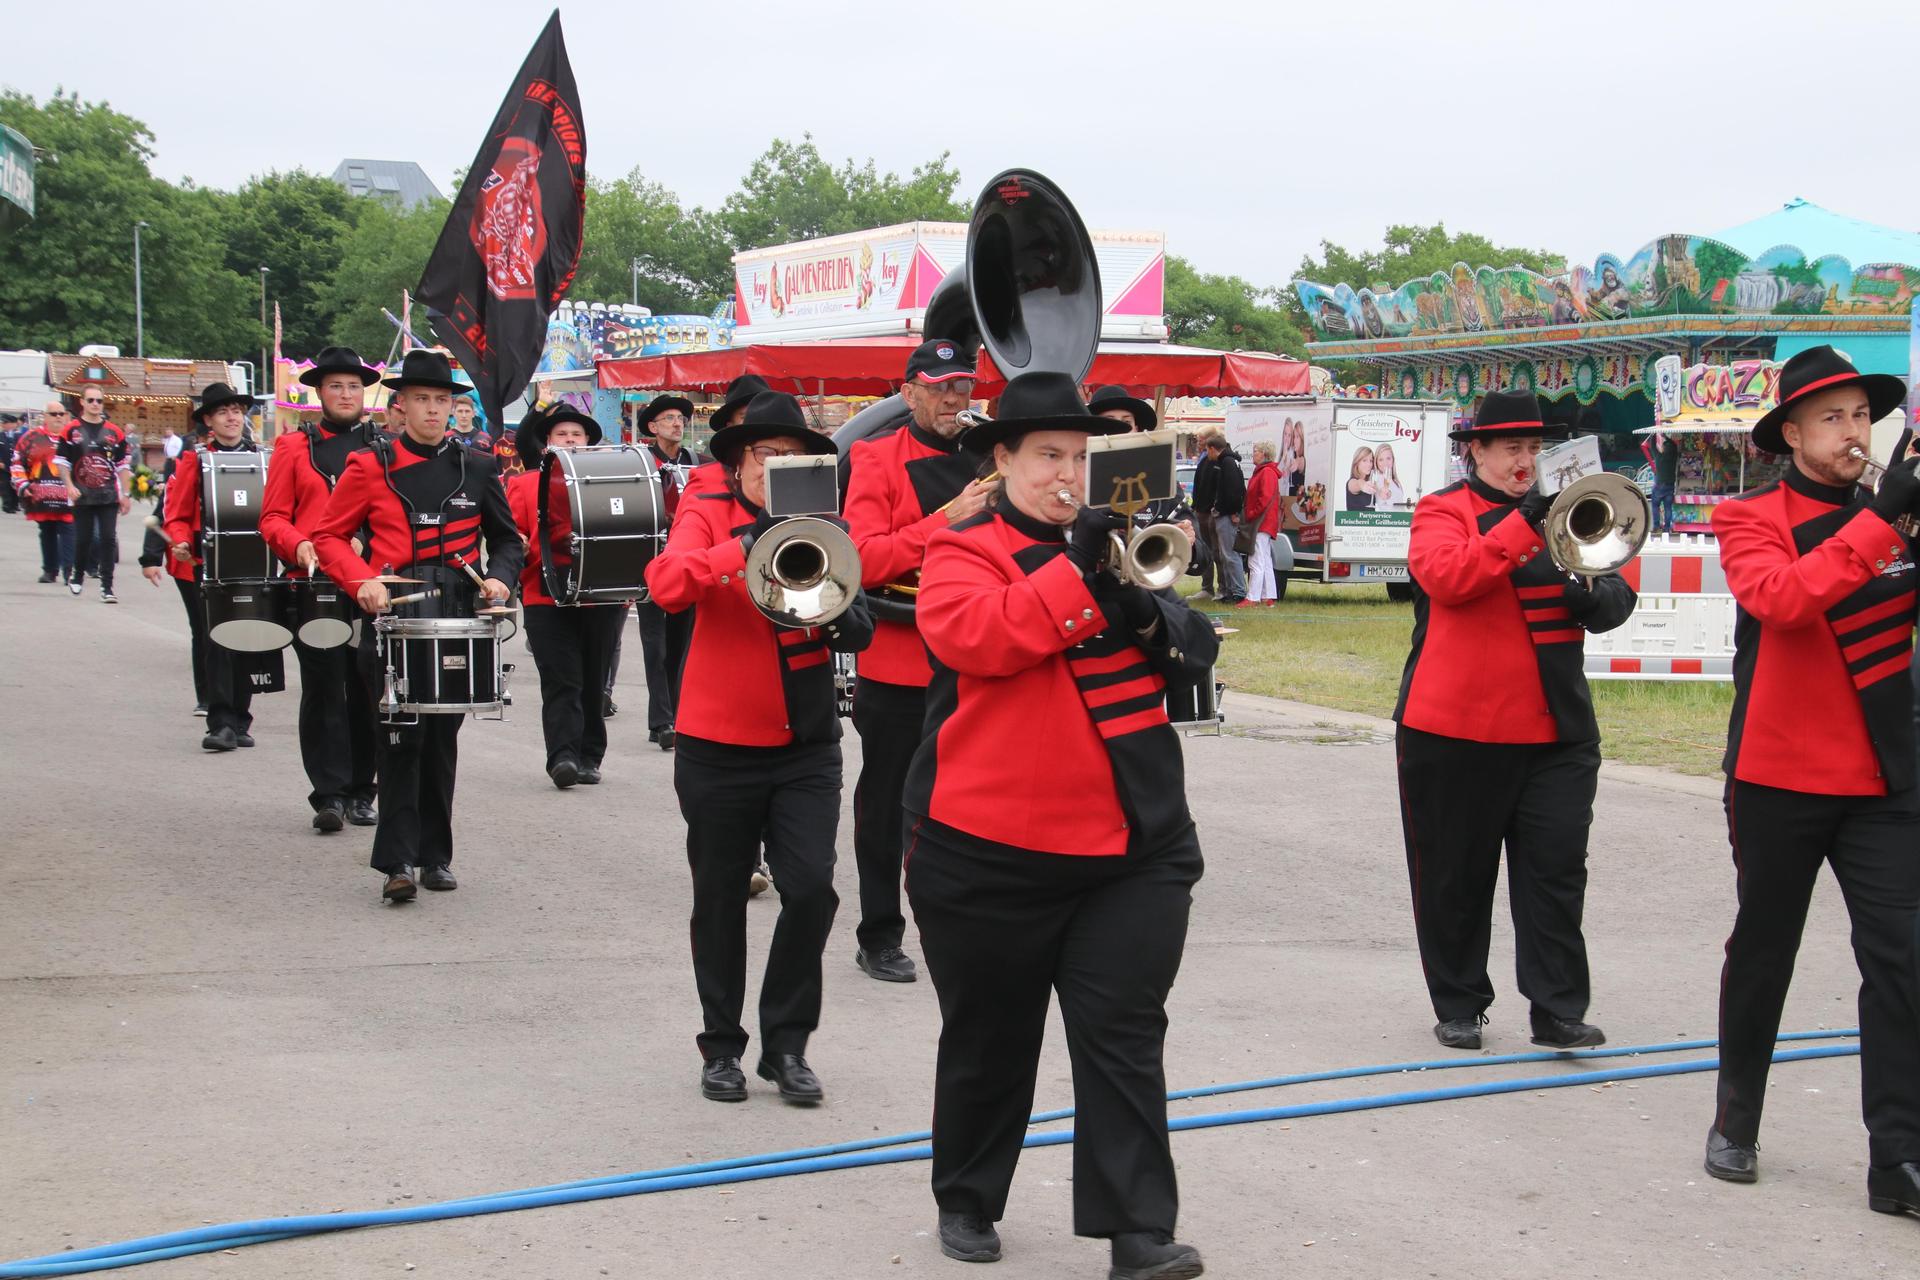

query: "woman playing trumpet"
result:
(904, 371), (1218, 1278)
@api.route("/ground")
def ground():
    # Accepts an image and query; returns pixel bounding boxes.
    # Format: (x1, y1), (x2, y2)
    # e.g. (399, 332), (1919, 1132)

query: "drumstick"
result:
(449, 552), (488, 591)
(387, 588), (441, 607)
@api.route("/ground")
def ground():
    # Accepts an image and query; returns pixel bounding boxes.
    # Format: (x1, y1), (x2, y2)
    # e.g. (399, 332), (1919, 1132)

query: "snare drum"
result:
(205, 580), (293, 652)
(1165, 666), (1225, 732)
(293, 576), (356, 649)
(374, 616), (506, 717)
(539, 445), (667, 604)
(200, 450), (275, 583)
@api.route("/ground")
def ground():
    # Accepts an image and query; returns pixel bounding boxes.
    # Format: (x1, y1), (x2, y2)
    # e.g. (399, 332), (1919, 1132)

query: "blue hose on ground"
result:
(0, 1031), (1860, 1277)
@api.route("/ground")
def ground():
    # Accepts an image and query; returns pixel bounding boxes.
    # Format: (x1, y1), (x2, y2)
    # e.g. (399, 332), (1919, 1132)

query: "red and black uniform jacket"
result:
(643, 486), (874, 748)
(905, 503), (1221, 857)
(11, 426), (72, 522)
(505, 469), (555, 606)
(161, 441), (261, 584)
(646, 443), (713, 526)
(58, 420), (130, 505)
(259, 417), (387, 578)
(311, 435), (524, 600)
(1715, 465), (1917, 796)
(1395, 476), (1636, 745)
(844, 423), (979, 688)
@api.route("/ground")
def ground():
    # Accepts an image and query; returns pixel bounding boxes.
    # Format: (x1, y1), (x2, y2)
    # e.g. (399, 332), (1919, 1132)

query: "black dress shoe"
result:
(756, 1053), (823, 1105)
(1434, 1014), (1486, 1050)
(201, 727), (238, 752)
(576, 763), (602, 785)
(701, 1056), (748, 1103)
(1704, 1127), (1758, 1183)
(1530, 1014), (1606, 1049)
(602, 694), (618, 718)
(549, 758), (579, 789)
(937, 1211), (1001, 1263)
(37, 571), (56, 584)
(382, 871), (417, 902)
(1868, 1161), (1920, 1216)
(312, 800), (346, 833)
(419, 865), (457, 891)
(1109, 1230), (1204, 1280)
(234, 733), (255, 748)
(657, 728), (677, 752)
(856, 946), (918, 983)
(346, 799), (377, 826)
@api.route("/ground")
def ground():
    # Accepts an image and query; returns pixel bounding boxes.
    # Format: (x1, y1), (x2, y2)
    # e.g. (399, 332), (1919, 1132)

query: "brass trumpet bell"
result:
(1120, 523), (1193, 591)
(1544, 472), (1650, 577)
(745, 517), (862, 628)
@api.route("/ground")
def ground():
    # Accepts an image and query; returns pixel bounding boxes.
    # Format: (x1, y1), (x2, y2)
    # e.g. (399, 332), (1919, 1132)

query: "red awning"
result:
(597, 339), (1310, 400)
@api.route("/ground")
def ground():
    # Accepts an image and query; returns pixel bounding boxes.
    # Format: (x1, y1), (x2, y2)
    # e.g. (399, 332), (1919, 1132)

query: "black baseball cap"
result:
(904, 338), (975, 384)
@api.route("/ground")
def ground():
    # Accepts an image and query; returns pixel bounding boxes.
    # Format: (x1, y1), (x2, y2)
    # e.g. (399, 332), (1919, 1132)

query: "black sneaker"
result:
(100, 588), (118, 604)
(37, 572), (56, 584)
(192, 703), (208, 717)
(937, 1211), (1001, 1263)
(1434, 1014), (1487, 1050)
(1109, 1230), (1203, 1279)
(855, 946), (918, 983)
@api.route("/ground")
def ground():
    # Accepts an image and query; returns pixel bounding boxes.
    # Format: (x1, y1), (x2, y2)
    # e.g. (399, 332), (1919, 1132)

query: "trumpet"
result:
(1541, 472), (1650, 577)
(1055, 489), (1193, 590)
(745, 516), (862, 628)
(1850, 447), (1919, 535)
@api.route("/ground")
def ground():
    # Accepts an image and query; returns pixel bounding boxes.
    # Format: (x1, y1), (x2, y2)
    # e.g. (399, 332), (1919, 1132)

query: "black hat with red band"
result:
(1449, 388), (1550, 442)
(516, 403), (603, 467)
(1750, 345), (1907, 455)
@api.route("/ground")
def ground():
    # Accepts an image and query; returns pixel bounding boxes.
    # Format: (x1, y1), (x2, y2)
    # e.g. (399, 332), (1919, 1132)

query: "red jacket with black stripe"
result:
(505, 470), (554, 606)
(905, 503), (1220, 857)
(258, 417), (385, 577)
(1395, 477), (1635, 744)
(844, 423), (980, 688)
(310, 435), (524, 596)
(1714, 465), (1916, 796)
(643, 485), (874, 747)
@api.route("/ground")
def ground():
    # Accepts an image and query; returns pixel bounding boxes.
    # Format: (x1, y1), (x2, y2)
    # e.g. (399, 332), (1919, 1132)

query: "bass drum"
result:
(205, 580), (292, 652)
(539, 445), (667, 605)
(200, 450), (275, 583)
(293, 575), (356, 649)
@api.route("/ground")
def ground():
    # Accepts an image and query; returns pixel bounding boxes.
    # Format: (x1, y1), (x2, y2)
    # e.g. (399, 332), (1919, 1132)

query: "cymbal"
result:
(372, 574), (424, 584)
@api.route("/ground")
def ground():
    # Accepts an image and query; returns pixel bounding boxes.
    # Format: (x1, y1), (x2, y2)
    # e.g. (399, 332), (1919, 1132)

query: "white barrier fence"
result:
(1584, 534), (1734, 682)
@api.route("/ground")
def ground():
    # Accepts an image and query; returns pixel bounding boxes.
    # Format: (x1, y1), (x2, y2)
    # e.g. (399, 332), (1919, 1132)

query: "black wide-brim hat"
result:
(959, 371), (1129, 454)
(708, 391), (837, 464)
(193, 381), (262, 421)
(1750, 344), (1908, 454)
(1087, 384), (1157, 431)
(299, 346), (384, 388)
(517, 404), (604, 467)
(708, 375), (772, 432)
(638, 394), (696, 436)
(381, 349), (467, 393)
(1449, 388), (1550, 442)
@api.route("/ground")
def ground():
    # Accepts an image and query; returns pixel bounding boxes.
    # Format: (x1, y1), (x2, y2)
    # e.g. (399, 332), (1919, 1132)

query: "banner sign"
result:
(1327, 407), (1430, 559)
(532, 303), (734, 378)
(1297, 233), (1920, 343)
(1222, 402), (1334, 550)
(1, 124), (34, 226)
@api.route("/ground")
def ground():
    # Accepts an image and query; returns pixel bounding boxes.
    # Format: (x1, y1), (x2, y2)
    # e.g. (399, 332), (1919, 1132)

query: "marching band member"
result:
(507, 405), (625, 788)
(312, 350), (524, 904)
(1393, 389), (1634, 1052)
(643, 390), (873, 1106)
(160, 383), (267, 753)
(705, 374), (771, 436)
(1703, 345), (1920, 1216)
(904, 371), (1217, 1277)
(840, 338), (992, 984)
(259, 346), (386, 833)
(635, 393), (708, 751)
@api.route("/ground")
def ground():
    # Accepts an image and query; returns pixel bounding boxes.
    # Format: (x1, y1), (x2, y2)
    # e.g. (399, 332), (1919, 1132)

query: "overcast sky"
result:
(8, 0), (1916, 291)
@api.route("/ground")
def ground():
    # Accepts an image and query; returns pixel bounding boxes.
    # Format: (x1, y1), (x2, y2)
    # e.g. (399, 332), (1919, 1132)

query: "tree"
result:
(572, 169), (733, 312)
(718, 136), (968, 251)
(312, 194), (449, 359)
(0, 90), (254, 357)
(1294, 223), (1565, 299)
(1163, 255), (1306, 358)
(214, 170), (360, 358)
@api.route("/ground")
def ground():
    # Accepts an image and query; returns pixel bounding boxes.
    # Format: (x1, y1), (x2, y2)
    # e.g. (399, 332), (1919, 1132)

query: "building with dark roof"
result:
(328, 159), (444, 210)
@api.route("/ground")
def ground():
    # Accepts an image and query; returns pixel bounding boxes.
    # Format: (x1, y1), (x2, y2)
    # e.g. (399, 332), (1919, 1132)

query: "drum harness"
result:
(371, 436), (475, 616)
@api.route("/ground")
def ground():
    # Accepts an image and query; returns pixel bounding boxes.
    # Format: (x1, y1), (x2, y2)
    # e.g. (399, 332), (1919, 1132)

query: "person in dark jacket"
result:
(1200, 434), (1247, 603)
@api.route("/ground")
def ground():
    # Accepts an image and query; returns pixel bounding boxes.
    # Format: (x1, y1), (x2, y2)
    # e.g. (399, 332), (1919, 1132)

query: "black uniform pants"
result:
(850, 677), (925, 952)
(358, 639), (460, 874)
(906, 818), (1202, 1237)
(1717, 780), (1920, 1165)
(673, 734), (841, 1062)
(637, 599), (692, 732)
(171, 578), (211, 706)
(293, 634), (378, 810)
(71, 504), (117, 590)
(1395, 725), (1598, 1024)
(522, 603), (624, 770)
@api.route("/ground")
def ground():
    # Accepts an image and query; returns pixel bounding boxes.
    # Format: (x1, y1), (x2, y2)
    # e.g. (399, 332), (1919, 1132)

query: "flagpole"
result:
(401, 290), (414, 354)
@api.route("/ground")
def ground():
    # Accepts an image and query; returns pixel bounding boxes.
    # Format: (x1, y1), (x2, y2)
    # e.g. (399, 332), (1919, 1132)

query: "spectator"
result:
(11, 402), (76, 584)
(1645, 430), (1680, 534)
(162, 425), (184, 463)
(0, 415), (23, 514)
(1201, 434), (1247, 604)
(58, 389), (132, 603)
(1190, 437), (1220, 597)
(1242, 442), (1281, 607)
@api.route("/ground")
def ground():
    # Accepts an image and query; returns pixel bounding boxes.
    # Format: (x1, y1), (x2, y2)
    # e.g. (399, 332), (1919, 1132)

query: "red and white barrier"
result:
(1585, 534), (1734, 682)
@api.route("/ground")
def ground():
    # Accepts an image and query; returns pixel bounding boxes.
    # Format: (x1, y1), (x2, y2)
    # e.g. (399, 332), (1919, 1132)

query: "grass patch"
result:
(1185, 580), (1731, 776)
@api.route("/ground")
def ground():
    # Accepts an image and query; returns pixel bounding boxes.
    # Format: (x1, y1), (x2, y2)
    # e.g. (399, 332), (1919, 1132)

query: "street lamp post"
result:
(632, 257), (640, 307)
(133, 221), (150, 358)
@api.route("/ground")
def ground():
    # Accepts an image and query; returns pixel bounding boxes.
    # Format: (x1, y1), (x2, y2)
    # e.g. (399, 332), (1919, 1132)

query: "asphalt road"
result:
(1, 508), (1912, 1279)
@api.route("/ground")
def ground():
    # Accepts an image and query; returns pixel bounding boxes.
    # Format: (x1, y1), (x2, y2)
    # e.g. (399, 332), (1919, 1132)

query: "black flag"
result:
(416, 10), (585, 431)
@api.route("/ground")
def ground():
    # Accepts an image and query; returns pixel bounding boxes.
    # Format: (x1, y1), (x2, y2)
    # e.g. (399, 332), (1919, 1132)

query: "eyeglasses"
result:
(746, 444), (808, 461)
(81, 398), (104, 406)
